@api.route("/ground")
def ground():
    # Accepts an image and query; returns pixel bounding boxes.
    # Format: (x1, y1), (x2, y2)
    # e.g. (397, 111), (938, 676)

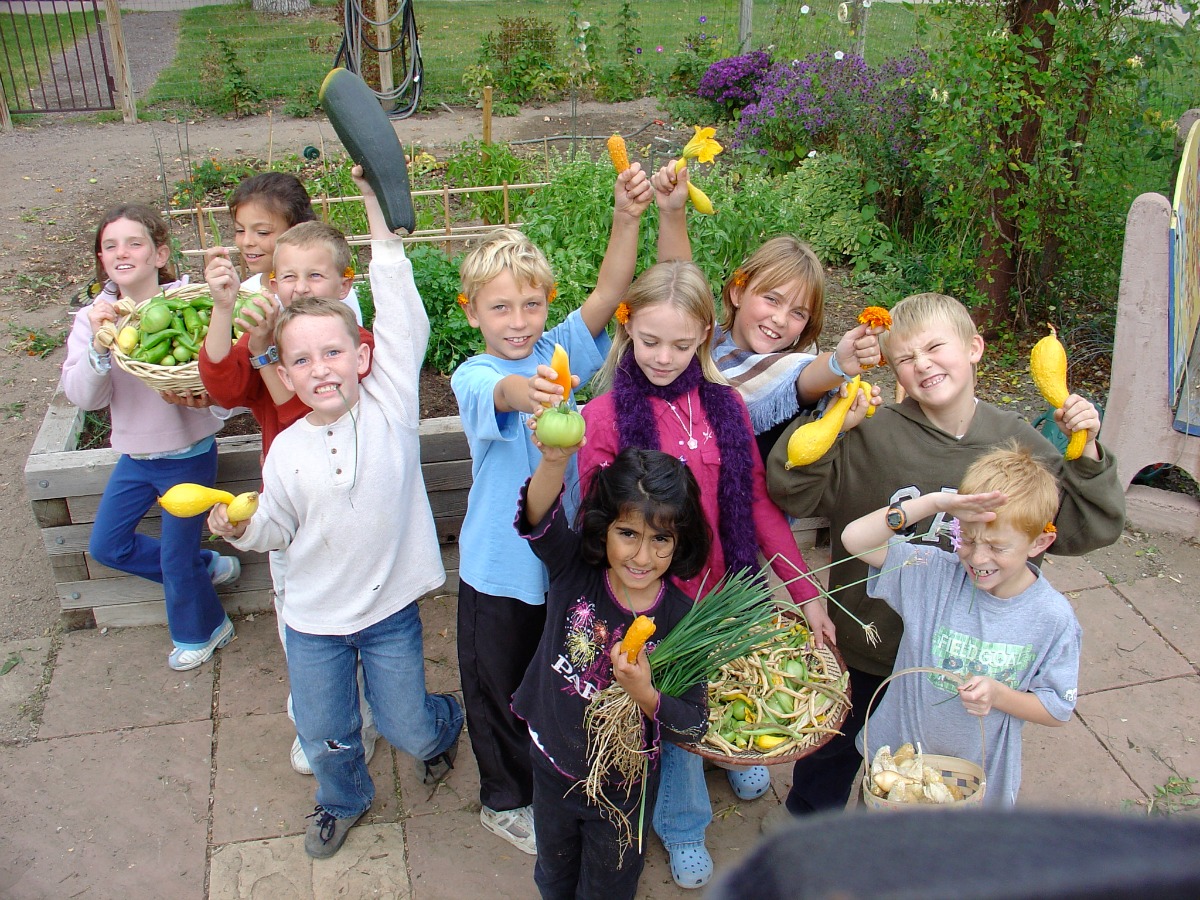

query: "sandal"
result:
(667, 841), (713, 889)
(726, 765), (772, 800)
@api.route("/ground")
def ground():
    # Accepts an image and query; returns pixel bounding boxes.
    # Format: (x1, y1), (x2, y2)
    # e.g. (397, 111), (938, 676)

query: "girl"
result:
(61, 204), (237, 671)
(514, 435), (710, 900)
(579, 260), (834, 889)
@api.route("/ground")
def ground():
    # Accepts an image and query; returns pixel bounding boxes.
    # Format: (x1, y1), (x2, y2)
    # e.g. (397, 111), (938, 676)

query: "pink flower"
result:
(656, 45), (664, 52)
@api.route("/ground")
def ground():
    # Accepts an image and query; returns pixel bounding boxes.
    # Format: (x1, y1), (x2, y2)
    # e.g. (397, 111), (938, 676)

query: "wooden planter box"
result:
(24, 381), (469, 630)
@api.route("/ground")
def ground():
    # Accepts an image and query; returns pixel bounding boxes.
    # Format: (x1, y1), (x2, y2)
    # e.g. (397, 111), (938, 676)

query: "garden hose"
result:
(335, 0), (423, 119)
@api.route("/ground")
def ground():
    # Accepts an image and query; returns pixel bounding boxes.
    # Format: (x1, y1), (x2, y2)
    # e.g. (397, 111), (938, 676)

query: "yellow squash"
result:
(225, 491), (260, 524)
(1029, 325), (1086, 461)
(620, 615), (657, 663)
(785, 376), (870, 469)
(158, 483), (259, 522)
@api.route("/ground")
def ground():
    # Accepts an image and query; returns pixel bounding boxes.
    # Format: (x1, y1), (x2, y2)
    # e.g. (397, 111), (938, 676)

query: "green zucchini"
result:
(318, 67), (415, 235)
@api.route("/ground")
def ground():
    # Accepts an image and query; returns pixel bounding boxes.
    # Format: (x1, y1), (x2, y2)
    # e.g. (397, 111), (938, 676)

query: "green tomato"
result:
(535, 405), (586, 447)
(729, 699), (749, 722)
(139, 303), (174, 334)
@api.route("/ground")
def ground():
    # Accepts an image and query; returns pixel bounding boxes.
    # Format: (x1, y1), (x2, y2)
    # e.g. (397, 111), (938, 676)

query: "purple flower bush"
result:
(697, 50), (773, 114)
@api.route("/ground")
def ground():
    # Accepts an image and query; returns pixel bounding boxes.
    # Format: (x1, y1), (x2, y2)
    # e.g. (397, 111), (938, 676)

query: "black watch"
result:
(885, 503), (908, 532)
(249, 345), (279, 369)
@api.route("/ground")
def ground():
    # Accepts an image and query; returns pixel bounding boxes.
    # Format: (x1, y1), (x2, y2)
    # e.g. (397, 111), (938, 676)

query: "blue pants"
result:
(652, 741), (712, 848)
(89, 448), (224, 648)
(286, 603), (463, 819)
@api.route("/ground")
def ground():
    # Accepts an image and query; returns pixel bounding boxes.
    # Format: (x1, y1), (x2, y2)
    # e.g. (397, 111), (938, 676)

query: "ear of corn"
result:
(621, 615), (656, 663)
(607, 134), (630, 173)
(1030, 325), (1086, 460)
(158, 484), (236, 519)
(547, 343), (573, 407)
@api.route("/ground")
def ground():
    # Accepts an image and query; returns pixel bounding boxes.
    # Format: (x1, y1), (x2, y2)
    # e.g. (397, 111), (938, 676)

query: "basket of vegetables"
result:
(860, 666), (986, 810)
(688, 613), (852, 765)
(97, 284), (267, 396)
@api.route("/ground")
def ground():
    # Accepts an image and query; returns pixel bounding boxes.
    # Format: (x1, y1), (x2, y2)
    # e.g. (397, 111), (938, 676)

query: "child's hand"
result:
(207, 502), (248, 540)
(159, 390), (213, 409)
(204, 248), (240, 310)
(957, 676), (1000, 717)
(349, 163), (375, 199)
(834, 323), (884, 376)
(237, 294), (280, 355)
(839, 381), (882, 433)
(615, 162), (654, 219)
(526, 407), (585, 459)
(652, 160), (689, 213)
(350, 164), (395, 239)
(528, 365), (577, 409)
(938, 489), (1007, 525)
(610, 643), (658, 710)
(799, 599), (836, 649)
(87, 298), (116, 351)
(1055, 394), (1101, 458)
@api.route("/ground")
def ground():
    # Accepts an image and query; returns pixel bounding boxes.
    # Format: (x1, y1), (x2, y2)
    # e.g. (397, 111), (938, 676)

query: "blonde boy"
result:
(766, 292), (1123, 814)
(450, 167), (652, 853)
(843, 443), (1081, 806)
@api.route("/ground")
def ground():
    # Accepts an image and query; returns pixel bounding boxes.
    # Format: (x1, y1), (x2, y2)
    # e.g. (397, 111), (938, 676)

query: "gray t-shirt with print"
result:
(855, 540), (1081, 807)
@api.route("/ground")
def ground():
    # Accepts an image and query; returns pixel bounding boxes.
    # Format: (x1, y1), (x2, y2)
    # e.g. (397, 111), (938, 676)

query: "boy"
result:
(451, 166), (652, 854)
(843, 443), (1081, 807)
(208, 174), (461, 860)
(766, 292), (1124, 814)
(200, 218), (379, 777)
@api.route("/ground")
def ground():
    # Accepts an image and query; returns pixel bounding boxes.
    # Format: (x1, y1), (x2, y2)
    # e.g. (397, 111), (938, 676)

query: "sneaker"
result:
(290, 736), (313, 776)
(726, 765), (773, 800)
(304, 805), (365, 859)
(480, 805), (537, 856)
(168, 616), (234, 671)
(415, 693), (461, 785)
(208, 554), (241, 588)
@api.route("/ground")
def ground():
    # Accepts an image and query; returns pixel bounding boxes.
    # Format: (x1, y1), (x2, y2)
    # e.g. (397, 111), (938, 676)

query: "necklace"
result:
(666, 394), (699, 450)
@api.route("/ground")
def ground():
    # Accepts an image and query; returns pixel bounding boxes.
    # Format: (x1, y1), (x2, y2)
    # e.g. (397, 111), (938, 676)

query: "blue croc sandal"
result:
(726, 765), (772, 800)
(668, 842), (713, 889)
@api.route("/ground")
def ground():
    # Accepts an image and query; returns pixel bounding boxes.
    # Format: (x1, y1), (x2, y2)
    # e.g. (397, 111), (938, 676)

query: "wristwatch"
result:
(885, 503), (908, 532)
(249, 345), (279, 369)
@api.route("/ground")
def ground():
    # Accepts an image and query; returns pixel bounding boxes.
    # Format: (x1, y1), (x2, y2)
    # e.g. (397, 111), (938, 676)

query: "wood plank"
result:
(58, 561), (274, 610)
(421, 458), (472, 493)
(94, 592), (275, 629)
(27, 387), (86, 456)
(66, 478), (265, 525)
(31, 498), (71, 528)
(50, 553), (89, 584)
(85, 545), (264, 580)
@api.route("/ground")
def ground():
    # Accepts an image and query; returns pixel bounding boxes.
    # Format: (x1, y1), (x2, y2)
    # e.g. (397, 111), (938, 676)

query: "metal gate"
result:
(1, 0), (115, 114)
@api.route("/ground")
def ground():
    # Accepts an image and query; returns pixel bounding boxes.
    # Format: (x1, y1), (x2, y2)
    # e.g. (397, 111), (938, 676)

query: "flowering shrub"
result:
(697, 50), (772, 116)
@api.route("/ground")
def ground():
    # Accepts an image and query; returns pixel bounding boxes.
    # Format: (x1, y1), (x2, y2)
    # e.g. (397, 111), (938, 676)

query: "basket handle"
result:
(860, 665), (988, 782)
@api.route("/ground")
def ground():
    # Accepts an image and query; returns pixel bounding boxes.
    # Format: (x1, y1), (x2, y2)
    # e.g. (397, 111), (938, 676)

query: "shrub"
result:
(445, 141), (539, 225)
(409, 245), (482, 375)
(697, 50), (773, 117)
(668, 29), (726, 97)
(468, 16), (568, 105)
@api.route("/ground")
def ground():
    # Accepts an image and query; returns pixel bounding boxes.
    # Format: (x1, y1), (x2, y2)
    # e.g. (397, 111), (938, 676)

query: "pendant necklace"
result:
(667, 394), (699, 450)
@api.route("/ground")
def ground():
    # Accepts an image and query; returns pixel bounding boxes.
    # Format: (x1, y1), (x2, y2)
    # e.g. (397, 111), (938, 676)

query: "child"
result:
(225, 171), (363, 322)
(766, 291), (1124, 816)
(200, 211), (379, 778)
(451, 165), (652, 854)
(61, 204), (238, 671)
(206, 174), (462, 860)
(578, 259), (832, 889)
(844, 443), (1081, 807)
(515, 437), (710, 899)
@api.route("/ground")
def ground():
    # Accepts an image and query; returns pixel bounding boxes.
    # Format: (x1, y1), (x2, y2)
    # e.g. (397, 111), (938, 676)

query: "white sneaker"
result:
(290, 736), (314, 775)
(480, 805), (537, 855)
(168, 616), (234, 671)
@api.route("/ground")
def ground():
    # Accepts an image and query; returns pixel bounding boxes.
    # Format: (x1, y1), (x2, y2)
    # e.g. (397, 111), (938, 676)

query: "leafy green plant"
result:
(667, 26), (725, 97)
(410, 245), (483, 374)
(6, 323), (67, 358)
(595, 1), (649, 102)
(471, 16), (568, 105)
(1, 402), (26, 422)
(200, 35), (263, 118)
(445, 141), (539, 225)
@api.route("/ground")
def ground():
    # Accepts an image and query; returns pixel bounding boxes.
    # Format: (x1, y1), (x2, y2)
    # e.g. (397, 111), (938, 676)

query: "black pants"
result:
(457, 581), (546, 812)
(786, 666), (887, 814)
(531, 749), (656, 900)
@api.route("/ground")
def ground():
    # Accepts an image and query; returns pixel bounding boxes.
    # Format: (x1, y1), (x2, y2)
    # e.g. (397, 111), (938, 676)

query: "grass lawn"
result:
(1, 10), (98, 111)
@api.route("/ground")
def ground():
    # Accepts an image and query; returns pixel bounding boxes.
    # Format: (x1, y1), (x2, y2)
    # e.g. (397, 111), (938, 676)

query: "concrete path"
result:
(0, 534), (1197, 897)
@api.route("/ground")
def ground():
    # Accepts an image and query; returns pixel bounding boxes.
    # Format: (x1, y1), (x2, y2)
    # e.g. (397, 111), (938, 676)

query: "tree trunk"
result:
(252, 0), (310, 14)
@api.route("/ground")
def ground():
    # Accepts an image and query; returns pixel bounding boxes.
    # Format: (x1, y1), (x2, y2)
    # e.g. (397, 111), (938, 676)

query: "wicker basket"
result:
(860, 666), (987, 810)
(104, 285), (214, 397)
(685, 640), (852, 767)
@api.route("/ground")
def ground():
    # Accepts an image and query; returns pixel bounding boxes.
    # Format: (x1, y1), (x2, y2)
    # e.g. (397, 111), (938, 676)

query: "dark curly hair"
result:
(576, 448), (711, 581)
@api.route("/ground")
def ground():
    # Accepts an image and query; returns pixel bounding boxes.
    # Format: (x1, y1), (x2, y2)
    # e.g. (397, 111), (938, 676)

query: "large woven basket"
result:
(860, 666), (987, 810)
(100, 284), (217, 396)
(685, 640), (852, 767)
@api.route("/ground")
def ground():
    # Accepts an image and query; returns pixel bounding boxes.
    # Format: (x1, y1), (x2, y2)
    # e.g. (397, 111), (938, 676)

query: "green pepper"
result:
(182, 306), (202, 334)
(136, 341), (171, 364)
(174, 330), (199, 355)
(140, 327), (183, 351)
(170, 314), (186, 333)
(197, 308), (211, 325)
(188, 296), (215, 309)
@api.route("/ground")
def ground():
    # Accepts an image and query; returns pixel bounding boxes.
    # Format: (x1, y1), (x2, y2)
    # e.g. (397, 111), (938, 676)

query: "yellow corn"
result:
(607, 134), (630, 173)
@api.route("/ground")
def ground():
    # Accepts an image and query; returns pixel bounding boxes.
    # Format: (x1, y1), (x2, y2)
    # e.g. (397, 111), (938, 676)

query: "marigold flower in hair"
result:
(857, 305), (892, 329)
(547, 285), (558, 304)
(730, 269), (748, 289)
(614, 302), (631, 325)
(1043, 522), (1057, 534)
(456, 292), (469, 308)
(343, 266), (355, 279)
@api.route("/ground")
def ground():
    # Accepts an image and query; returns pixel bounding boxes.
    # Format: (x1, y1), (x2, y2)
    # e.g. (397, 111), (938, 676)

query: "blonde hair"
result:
(458, 227), (554, 302)
(275, 295), (361, 357)
(594, 260), (726, 393)
(273, 221), (353, 275)
(959, 441), (1059, 541)
(879, 292), (978, 364)
(720, 236), (825, 351)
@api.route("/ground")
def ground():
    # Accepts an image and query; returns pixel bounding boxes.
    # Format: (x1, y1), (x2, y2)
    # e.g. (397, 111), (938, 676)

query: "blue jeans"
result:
(652, 742), (711, 848)
(89, 448), (224, 647)
(285, 603), (464, 819)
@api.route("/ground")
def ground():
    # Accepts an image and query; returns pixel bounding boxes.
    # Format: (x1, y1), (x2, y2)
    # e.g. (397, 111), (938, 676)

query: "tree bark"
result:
(252, 0), (310, 14)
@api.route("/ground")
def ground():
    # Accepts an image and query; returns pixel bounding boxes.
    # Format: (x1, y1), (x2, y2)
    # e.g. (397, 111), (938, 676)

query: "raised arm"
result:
(653, 159), (692, 263)
(842, 490), (1006, 569)
(523, 414), (582, 524)
(578, 164), (653, 336)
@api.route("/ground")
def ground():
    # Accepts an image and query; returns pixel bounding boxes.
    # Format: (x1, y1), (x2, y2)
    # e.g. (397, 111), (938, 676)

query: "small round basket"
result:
(686, 640), (852, 767)
(104, 285), (213, 397)
(860, 666), (986, 811)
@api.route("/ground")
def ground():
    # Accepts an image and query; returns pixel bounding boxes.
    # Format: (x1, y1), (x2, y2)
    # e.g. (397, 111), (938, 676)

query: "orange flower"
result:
(343, 266), (355, 279)
(615, 302), (631, 324)
(1043, 522), (1057, 534)
(731, 269), (748, 289)
(857, 306), (892, 329)
(547, 284), (558, 304)
(456, 293), (470, 308)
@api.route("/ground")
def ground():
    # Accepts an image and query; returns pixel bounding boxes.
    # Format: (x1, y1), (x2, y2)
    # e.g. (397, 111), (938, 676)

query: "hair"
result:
(93, 204), (175, 287)
(595, 260), (726, 392)
(274, 295), (361, 356)
(273, 221), (353, 275)
(719, 235), (825, 352)
(458, 227), (554, 302)
(228, 172), (317, 230)
(959, 441), (1060, 540)
(879, 292), (979, 364)
(576, 448), (712, 580)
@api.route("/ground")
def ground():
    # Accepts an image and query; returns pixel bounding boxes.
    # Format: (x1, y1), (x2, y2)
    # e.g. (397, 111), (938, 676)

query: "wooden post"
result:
(502, 182), (510, 224)
(482, 86), (493, 145)
(103, 0), (137, 124)
(738, 0), (754, 53)
(375, 0), (393, 111)
(0, 75), (12, 133)
(442, 183), (452, 258)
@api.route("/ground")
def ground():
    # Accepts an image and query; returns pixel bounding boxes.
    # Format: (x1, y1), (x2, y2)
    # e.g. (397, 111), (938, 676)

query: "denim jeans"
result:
(88, 448), (224, 647)
(285, 603), (463, 819)
(652, 741), (712, 849)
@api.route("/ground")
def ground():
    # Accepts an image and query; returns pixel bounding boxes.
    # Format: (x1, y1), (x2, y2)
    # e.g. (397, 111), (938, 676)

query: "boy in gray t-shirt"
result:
(842, 442), (1082, 807)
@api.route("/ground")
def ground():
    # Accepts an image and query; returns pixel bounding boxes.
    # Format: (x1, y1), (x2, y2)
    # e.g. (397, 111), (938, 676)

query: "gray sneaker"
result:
(304, 805), (365, 859)
(416, 693), (461, 785)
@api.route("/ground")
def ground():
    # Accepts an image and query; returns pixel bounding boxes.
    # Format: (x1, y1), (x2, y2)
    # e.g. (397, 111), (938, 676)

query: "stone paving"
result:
(1, 533), (1197, 898)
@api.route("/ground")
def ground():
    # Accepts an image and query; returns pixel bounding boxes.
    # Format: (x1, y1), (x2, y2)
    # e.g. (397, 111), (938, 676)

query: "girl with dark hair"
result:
(63, 204), (238, 671)
(512, 436), (710, 900)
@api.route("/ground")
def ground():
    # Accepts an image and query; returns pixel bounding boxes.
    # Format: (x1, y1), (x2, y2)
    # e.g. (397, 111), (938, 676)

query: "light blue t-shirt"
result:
(451, 309), (610, 604)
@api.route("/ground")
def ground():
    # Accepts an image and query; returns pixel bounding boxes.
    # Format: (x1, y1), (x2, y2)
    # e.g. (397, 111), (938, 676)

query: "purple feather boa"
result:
(612, 350), (759, 579)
